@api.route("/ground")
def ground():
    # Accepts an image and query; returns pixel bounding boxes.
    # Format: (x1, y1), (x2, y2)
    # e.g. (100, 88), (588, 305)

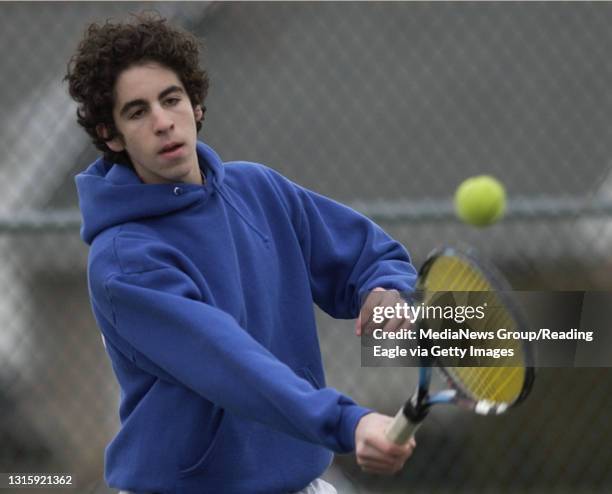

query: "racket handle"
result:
(386, 401), (428, 444)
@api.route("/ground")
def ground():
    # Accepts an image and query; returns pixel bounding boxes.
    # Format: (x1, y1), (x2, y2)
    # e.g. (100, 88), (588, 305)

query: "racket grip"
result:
(385, 402), (427, 444)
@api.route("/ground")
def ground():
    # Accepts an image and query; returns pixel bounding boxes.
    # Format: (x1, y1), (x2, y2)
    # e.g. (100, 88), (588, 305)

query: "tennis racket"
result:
(384, 246), (535, 444)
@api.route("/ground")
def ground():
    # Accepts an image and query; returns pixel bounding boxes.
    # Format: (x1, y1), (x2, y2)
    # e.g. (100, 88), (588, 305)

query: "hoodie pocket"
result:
(178, 411), (228, 477)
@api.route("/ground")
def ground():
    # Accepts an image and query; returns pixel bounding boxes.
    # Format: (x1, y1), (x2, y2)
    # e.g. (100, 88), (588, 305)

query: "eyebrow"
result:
(118, 85), (185, 118)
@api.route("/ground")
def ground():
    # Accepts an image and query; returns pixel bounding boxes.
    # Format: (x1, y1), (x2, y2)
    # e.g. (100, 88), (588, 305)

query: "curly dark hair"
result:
(65, 12), (209, 165)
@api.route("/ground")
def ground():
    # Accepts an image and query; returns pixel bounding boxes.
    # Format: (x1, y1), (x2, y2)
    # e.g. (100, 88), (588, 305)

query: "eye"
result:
(129, 108), (145, 120)
(164, 97), (181, 106)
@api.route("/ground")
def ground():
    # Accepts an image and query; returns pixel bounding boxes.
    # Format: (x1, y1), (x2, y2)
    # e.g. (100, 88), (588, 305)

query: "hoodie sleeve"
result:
(289, 181), (417, 319)
(99, 263), (370, 453)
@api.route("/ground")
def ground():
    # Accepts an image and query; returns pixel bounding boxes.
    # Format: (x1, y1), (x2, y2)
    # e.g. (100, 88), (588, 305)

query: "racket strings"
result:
(460, 272), (525, 403)
(455, 367), (524, 403)
(423, 255), (526, 405)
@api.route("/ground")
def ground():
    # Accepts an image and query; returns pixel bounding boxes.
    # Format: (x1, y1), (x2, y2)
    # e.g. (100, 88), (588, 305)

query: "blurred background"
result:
(1, 2), (611, 493)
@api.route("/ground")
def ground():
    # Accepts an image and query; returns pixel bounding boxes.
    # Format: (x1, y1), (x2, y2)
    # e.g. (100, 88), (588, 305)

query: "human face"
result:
(105, 62), (203, 185)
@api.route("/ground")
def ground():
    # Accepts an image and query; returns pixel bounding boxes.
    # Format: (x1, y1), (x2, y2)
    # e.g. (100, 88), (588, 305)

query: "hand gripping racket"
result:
(385, 246), (535, 444)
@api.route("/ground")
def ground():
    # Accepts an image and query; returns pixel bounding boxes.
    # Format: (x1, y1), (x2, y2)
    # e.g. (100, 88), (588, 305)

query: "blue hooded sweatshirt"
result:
(76, 141), (417, 494)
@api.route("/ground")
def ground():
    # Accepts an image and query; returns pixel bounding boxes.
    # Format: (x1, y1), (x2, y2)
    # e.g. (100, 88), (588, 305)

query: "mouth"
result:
(159, 142), (184, 155)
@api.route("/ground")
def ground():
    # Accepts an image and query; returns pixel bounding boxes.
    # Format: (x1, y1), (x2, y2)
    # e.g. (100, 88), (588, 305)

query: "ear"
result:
(194, 105), (203, 122)
(96, 124), (125, 153)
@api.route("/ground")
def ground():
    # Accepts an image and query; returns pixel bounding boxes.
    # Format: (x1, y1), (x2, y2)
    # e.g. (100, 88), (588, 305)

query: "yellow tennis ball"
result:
(454, 175), (506, 227)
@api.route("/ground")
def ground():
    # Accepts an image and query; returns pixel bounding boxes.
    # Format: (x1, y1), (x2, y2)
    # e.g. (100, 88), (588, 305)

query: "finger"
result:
(393, 440), (416, 459)
(365, 436), (414, 461)
(362, 288), (390, 328)
(362, 293), (385, 330)
(375, 291), (408, 333)
(357, 443), (398, 464)
(382, 315), (409, 334)
(360, 442), (411, 466)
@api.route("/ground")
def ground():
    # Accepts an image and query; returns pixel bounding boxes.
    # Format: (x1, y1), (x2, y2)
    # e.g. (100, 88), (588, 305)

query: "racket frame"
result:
(385, 246), (535, 444)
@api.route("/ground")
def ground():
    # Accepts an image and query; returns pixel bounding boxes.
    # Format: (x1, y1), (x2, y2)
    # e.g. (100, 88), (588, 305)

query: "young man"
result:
(67, 13), (417, 494)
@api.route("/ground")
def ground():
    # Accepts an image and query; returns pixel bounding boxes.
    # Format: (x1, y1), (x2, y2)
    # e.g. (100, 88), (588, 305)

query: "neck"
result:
(183, 163), (203, 185)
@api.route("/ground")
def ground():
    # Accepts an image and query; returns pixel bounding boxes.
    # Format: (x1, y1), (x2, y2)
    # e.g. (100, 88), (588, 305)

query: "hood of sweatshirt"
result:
(75, 141), (225, 244)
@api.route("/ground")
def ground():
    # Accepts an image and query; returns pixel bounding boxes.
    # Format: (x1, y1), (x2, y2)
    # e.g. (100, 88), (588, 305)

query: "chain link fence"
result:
(1, 2), (611, 493)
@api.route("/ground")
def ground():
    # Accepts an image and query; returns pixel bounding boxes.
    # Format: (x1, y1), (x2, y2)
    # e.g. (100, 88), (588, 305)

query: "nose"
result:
(152, 105), (174, 135)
